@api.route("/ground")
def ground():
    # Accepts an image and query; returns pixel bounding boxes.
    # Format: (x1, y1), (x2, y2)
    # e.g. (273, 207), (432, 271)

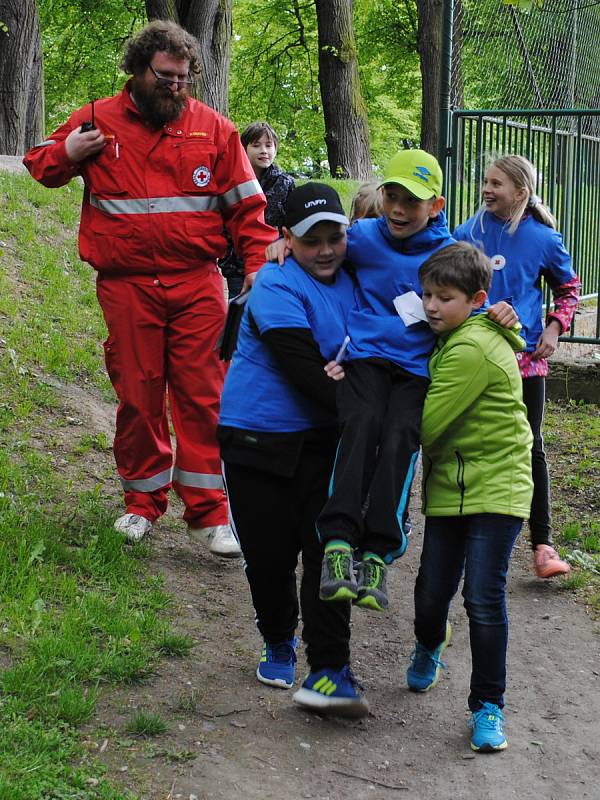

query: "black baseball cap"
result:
(284, 182), (349, 237)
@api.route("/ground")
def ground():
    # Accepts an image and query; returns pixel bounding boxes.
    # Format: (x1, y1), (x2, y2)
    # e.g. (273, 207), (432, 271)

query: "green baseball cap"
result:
(380, 149), (443, 199)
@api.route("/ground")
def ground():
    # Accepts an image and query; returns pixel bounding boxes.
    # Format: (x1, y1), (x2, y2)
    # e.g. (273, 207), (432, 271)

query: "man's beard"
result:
(131, 76), (188, 127)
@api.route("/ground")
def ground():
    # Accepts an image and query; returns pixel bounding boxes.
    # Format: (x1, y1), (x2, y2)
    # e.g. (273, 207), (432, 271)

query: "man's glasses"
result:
(148, 62), (194, 89)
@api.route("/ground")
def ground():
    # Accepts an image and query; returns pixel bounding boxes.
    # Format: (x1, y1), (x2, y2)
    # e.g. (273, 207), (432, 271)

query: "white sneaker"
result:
(188, 524), (241, 558)
(114, 513), (153, 542)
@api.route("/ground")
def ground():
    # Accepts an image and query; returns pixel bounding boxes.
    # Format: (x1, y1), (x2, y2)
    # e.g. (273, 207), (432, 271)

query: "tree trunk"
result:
(314, 0), (371, 180)
(417, 0), (443, 156)
(145, 0), (232, 115)
(0, 0), (44, 155)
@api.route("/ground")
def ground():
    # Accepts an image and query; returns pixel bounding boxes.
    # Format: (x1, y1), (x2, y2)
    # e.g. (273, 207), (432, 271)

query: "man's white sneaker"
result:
(114, 513), (153, 542)
(188, 524), (241, 558)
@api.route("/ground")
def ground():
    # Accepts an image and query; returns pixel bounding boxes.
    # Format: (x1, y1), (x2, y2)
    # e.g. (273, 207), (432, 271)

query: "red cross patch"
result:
(192, 166), (211, 188)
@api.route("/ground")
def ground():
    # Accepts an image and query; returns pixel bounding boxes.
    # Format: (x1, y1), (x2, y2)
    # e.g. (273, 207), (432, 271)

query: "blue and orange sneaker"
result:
(256, 637), (298, 689)
(468, 702), (508, 752)
(293, 664), (369, 718)
(406, 621), (452, 692)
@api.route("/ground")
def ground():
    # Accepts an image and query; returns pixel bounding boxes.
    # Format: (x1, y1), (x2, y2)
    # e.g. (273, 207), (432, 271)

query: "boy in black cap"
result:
(218, 183), (368, 718)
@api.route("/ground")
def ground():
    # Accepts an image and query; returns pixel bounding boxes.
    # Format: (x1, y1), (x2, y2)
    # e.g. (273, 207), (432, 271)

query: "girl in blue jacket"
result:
(454, 154), (580, 579)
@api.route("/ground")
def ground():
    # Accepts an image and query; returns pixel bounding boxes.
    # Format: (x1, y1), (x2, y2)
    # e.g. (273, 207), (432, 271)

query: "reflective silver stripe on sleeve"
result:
(37, 140), (57, 147)
(172, 468), (224, 490)
(119, 467), (173, 492)
(89, 194), (220, 215)
(220, 179), (263, 208)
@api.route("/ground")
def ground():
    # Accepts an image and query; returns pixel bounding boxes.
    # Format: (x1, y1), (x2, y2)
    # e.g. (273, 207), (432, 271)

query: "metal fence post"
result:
(438, 0), (454, 187)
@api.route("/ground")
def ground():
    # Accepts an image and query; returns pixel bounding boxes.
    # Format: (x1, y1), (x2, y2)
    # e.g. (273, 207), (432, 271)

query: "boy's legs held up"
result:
(522, 377), (570, 579)
(410, 514), (521, 751)
(317, 359), (427, 611)
(317, 360), (391, 549)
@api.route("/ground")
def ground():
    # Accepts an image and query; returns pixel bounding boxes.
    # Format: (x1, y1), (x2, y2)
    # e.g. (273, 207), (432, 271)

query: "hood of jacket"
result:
(437, 313), (526, 354)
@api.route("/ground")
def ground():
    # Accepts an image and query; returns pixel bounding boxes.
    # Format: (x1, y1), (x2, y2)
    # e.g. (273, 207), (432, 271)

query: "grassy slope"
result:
(0, 172), (598, 797)
(0, 174), (196, 798)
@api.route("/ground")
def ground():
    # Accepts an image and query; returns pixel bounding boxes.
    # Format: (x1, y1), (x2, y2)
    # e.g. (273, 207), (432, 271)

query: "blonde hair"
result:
(350, 181), (383, 223)
(474, 154), (556, 236)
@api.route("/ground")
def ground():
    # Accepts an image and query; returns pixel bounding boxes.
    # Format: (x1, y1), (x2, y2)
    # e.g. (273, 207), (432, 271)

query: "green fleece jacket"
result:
(421, 313), (533, 518)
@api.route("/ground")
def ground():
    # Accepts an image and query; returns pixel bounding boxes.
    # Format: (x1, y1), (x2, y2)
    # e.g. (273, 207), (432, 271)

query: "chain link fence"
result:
(451, 0), (600, 119)
(446, 2), (600, 341)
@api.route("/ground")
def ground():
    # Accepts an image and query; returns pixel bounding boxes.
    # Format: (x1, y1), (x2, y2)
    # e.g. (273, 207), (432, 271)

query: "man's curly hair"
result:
(121, 20), (201, 76)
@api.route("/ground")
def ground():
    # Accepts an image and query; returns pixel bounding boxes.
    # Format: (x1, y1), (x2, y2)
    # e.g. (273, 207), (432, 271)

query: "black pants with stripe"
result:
(522, 376), (552, 548)
(317, 358), (429, 561)
(223, 434), (351, 671)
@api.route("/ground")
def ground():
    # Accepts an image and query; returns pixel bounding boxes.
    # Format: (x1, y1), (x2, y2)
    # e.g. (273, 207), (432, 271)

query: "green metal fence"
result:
(444, 109), (600, 345)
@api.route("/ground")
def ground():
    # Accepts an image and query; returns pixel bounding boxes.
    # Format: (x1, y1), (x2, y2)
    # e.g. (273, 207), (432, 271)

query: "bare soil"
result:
(59, 381), (600, 800)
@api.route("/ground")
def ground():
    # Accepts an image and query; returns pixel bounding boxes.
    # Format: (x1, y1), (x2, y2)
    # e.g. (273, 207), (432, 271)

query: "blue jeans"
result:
(413, 514), (522, 711)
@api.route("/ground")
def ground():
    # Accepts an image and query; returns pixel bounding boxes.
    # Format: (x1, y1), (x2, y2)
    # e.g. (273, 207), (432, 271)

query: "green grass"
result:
(124, 712), (168, 737)
(0, 173), (193, 798)
(294, 176), (360, 216)
(544, 400), (600, 607)
(174, 689), (201, 713)
(0, 173), (110, 397)
(155, 631), (194, 657)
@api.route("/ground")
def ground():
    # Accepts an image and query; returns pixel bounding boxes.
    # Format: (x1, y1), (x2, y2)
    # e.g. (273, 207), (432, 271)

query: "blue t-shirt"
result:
(345, 213), (455, 377)
(219, 258), (355, 432)
(454, 212), (575, 351)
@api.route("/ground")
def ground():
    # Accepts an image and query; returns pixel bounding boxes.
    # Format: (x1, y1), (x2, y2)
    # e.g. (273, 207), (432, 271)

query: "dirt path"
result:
(52, 381), (599, 800)
(83, 502), (599, 800)
(34, 305), (598, 800)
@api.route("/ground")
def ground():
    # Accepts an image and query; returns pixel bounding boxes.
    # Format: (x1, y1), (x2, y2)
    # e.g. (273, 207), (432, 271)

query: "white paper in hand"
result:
(393, 291), (428, 326)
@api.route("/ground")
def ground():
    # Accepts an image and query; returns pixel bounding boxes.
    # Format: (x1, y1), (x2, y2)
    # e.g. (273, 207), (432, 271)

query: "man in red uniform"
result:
(24, 21), (276, 555)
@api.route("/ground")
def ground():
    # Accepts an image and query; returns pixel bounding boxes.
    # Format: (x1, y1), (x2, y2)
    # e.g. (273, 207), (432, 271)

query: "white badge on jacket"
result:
(393, 291), (428, 326)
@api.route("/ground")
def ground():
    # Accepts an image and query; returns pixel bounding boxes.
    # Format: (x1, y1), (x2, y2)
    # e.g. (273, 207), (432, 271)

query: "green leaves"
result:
(502, 0), (545, 12)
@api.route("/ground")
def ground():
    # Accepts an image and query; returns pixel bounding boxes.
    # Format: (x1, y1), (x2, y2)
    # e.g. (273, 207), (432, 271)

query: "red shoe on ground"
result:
(533, 544), (571, 579)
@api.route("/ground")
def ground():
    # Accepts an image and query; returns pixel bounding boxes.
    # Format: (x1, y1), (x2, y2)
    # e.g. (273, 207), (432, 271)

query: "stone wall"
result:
(547, 359), (600, 404)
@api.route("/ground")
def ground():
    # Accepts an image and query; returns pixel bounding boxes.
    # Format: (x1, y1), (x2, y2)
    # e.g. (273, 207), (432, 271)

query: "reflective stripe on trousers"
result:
(97, 272), (228, 527)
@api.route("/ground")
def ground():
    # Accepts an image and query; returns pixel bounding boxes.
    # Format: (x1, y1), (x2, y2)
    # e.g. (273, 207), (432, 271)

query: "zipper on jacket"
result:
(455, 450), (466, 513)
(422, 455), (432, 509)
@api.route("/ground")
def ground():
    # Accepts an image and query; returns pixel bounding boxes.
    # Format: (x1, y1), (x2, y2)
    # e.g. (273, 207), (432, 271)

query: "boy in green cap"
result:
(268, 149), (516, 614)
(315, 149), (454, 611)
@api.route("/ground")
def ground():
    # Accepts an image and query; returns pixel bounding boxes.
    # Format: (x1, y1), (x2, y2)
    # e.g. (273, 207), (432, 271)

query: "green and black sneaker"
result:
(355, 554), (388, 611)
(319, 542), (358, 602)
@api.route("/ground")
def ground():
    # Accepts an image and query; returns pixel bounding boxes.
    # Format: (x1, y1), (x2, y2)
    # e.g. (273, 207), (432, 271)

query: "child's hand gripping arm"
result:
(265, 238), (291, 265)
(487, 301), (519, 328)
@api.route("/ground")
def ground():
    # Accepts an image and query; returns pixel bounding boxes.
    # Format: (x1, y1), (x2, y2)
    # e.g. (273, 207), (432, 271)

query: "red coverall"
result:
(24, 84), (276, 528)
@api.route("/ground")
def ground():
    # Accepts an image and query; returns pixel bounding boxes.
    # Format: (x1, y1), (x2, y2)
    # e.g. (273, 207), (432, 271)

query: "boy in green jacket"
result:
(405, 242), (533, 754)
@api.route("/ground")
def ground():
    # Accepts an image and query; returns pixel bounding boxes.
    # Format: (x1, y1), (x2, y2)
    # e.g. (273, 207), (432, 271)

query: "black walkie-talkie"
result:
(80, 99), (96, 132)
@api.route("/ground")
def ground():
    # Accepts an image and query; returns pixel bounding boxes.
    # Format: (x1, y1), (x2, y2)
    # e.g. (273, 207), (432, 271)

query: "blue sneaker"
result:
(256, 637), (298, 689)
(468, 702), (508, 752)
(293, 664), (369, 719)
(406, 621), (452, 692)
